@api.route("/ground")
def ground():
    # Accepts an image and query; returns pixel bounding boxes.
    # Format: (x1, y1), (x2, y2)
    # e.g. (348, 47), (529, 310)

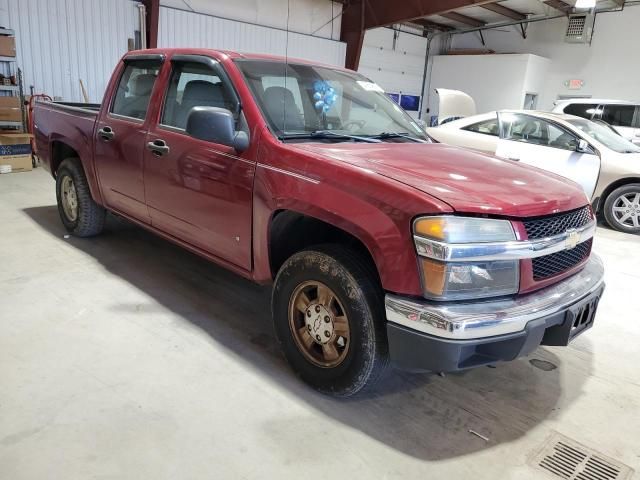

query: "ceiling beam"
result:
(543, 0), (573, 14)
(480, 2), (527, 20)
(410, 18), (454, 32)
(440, 11), (487, 27)
(340, 0), (500, 69)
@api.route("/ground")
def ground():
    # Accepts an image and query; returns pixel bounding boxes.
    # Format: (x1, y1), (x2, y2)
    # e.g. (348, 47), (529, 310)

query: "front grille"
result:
(533, 238), (592, 280)
(523, 206), (592, 240)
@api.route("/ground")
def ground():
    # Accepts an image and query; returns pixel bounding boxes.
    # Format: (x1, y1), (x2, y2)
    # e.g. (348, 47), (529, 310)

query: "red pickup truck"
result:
(34, 48), (605, 396)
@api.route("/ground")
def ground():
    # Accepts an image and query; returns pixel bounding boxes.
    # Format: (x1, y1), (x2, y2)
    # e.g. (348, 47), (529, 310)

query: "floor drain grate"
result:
(530, 432), (634, 480)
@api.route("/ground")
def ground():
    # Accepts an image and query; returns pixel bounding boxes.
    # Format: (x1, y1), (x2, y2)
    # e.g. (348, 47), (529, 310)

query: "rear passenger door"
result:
(94, 56), (163, 222)
(143, 55), (255, 270)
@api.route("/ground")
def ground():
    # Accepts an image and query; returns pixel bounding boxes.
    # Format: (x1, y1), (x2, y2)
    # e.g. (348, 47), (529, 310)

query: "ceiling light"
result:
(574, 0), (596, 9)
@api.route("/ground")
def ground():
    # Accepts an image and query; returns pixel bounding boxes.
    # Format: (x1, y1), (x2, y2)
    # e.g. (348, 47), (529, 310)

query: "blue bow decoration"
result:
(313, 80), (337, 113)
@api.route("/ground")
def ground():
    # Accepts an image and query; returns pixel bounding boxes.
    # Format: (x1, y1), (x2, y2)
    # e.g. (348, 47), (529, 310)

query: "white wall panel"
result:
(160, 0), (343, 40)
(158, 6), (346, 67)
(449, 5), (640, 109)
(0, 0), (139, 102)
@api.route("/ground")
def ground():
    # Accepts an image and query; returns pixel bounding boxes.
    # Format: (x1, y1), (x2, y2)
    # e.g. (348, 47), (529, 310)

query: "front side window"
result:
(601, 104), (636, 127)
(235, 59), (427, 141)
(111, 60), (162, 120)
(564, 103), (599, 119)
(566, 118), (640, 154)
(161, 61), (239, 130)
(463, 117), (498, 136)
(501, 113), (579, 151)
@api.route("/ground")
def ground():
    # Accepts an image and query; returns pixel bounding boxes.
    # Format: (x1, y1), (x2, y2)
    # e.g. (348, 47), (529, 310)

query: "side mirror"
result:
(576, 139), (593, 154)
(185, 106), (249, 153)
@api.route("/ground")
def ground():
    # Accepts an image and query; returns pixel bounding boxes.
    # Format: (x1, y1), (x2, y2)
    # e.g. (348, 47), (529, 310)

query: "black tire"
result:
(56, 158), (106, 237)
(603, 183), (640, 234)
(272, 245), (389, 397)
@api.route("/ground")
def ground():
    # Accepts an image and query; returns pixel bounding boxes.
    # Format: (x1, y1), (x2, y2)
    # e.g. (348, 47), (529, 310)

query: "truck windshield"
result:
(235, 59), (428, 142)
(565, 118), (640, 154)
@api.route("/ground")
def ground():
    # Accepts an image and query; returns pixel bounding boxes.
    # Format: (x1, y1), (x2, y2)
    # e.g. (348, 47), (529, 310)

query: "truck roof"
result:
(123, 47), (352, 73)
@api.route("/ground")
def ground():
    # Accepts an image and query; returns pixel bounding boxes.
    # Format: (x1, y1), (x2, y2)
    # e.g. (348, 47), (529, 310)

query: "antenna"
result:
(281, 0), (291, 132)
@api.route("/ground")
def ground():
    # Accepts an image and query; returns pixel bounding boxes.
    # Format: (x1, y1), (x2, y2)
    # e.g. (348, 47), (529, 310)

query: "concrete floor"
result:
(1, 168), (639, 479)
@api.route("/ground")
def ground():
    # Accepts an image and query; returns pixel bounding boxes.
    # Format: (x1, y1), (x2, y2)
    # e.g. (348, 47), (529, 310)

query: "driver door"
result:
(496, 112), (600, 198)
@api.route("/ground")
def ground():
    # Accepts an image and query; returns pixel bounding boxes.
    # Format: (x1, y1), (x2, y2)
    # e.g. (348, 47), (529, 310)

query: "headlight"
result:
(413, 216), (519, 301)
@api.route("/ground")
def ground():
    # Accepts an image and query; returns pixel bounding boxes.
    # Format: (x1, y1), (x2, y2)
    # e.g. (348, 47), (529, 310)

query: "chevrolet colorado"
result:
(34, 48), (605, 396)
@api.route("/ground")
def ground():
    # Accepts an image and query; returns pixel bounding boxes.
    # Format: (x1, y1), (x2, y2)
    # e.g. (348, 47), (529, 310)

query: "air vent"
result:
(565, 13), (595, 44)
(530, 433), (633, 480)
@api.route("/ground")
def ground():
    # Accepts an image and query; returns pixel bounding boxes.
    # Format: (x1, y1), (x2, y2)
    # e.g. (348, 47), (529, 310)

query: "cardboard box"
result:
(0, 133), (32, 172)
(0, 96), (20, 108)
(0, 154), (31, 172)
(0, 36), (16, 57)
(0, 107), (21, 122)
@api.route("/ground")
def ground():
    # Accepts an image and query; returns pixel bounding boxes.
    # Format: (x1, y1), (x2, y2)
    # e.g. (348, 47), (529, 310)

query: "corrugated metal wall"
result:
(0, 0), (140, 102)
(158, 7), (346, 67)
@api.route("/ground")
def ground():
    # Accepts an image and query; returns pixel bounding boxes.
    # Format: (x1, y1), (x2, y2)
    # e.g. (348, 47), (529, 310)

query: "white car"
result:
(427, 108), (640, 233)
(552, 98), (640, 145)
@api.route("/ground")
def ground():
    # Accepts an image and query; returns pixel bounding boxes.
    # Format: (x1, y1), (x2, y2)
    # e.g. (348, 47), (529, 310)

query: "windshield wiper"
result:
(278, 130), (382, 143)
(368, 132), (427, 143)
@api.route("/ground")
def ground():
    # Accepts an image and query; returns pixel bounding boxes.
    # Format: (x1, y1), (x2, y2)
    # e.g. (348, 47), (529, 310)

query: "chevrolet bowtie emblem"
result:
(565, 229), (580, 250)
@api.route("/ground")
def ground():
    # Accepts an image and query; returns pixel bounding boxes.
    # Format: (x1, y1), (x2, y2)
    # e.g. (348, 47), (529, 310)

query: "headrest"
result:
(182, 80), (226, 109)
(130, 74), (156, 96)
(263, 86), (303, 131)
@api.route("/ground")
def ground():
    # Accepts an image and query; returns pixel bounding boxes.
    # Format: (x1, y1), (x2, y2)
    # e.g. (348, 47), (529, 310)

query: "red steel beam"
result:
(543, 0), (573, 13)
(440, 11), (487, 27)
(410, 18), (455, 32)
(340, 0), (499, 70)
(480, 2), (527, 20)
(142, 0), (160, 49)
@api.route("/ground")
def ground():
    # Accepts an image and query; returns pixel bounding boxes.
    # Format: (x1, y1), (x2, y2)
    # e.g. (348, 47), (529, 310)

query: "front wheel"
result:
(272, 245), (388, 397)
(603, 183), (640, 234)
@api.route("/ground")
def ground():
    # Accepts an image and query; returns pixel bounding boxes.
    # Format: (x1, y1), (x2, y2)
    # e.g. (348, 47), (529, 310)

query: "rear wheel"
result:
(272, 245), (388, 397)
(56, 158), (106, 237)
(603, 183), (640, 234)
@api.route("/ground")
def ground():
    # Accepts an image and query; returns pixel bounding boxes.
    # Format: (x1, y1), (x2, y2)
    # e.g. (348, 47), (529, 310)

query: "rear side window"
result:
(463, 117), (498, 136)
(563, 103), (598, 119)
(601, 104), (636, 127)
(111, 60), (162, 120)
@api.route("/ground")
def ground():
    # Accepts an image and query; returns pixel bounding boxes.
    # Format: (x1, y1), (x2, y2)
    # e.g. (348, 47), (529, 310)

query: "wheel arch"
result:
(597, 177), (640, 213)
(268, 209), (382, 289)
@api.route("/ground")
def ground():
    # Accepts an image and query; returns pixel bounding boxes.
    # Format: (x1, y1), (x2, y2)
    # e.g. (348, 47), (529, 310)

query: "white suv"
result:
(552, 99), (640, 145)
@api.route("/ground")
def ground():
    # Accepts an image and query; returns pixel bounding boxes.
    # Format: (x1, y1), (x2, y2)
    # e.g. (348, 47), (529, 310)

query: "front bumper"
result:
(385, 254), (605, 372)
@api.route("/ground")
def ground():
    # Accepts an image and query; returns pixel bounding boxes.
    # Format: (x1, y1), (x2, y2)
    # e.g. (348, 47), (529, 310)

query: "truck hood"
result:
(293, 142), (587, 217)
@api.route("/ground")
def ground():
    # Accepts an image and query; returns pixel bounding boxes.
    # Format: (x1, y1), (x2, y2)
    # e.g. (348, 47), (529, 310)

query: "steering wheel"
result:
(342, 120), (366, 133)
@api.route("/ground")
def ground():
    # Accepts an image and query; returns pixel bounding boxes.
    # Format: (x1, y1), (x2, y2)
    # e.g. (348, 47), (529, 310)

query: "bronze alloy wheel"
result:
(288, 280), (350, 368)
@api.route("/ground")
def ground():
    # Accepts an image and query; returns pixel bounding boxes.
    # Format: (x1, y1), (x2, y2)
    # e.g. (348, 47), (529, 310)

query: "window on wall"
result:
(111, 60), (162, 120)
(161, 61), (239, 130)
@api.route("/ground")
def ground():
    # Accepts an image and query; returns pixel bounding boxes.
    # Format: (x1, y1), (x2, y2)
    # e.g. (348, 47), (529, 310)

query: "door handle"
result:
(146, 139), (170, 156)
(98, 126), (115, 141)
(508, 156), (520, 161)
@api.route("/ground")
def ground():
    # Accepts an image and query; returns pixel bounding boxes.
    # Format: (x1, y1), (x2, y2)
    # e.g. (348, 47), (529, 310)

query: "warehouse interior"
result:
(1, 1), (639, 479)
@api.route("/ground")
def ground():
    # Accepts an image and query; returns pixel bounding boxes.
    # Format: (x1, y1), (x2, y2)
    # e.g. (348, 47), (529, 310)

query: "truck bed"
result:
(33, 100), (100, 177)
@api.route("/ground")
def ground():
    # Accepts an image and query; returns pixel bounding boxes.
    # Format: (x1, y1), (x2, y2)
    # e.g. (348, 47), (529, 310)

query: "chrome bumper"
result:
(385, 254), (604, 340)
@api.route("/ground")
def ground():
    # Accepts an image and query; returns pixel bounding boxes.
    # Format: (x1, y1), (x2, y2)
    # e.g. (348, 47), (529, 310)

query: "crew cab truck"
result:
(34, 49), (605, 396)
